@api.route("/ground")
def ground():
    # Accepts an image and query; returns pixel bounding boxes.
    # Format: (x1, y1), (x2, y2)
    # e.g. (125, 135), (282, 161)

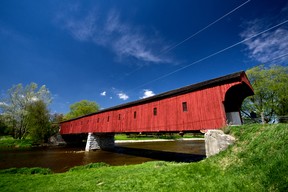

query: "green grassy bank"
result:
(0, 124), (287, 191)
(0, 136), (33, 149)
(114, 133), (202, 140)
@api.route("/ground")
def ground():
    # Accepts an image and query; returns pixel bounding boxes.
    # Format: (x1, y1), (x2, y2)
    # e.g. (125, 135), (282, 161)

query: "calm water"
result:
(0, 140), (205, 173)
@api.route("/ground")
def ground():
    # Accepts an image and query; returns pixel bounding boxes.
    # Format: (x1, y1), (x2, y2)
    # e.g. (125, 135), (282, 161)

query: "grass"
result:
(0, 136), (33, 149)
(0, 167), (51, 175)
(115, 133), (202, 140)
(0, 123), (287, 191)
(68, 162), (109, 172)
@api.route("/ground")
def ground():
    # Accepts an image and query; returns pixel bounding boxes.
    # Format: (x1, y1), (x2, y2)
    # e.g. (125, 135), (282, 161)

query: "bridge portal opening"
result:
(224, 83), (254, 125)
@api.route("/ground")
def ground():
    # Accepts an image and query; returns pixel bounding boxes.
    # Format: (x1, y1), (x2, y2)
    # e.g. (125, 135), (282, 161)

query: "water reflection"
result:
(0, 140), (205, 173)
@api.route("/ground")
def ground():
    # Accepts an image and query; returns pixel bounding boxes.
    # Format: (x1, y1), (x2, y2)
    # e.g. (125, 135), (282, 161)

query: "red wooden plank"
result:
(59, 74), (252, 135)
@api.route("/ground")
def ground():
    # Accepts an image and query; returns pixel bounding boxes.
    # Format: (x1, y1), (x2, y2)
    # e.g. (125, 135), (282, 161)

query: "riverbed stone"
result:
(48, 134), (67, 146)
(204, 129), (235, 157)
(85, 133), (115, 151)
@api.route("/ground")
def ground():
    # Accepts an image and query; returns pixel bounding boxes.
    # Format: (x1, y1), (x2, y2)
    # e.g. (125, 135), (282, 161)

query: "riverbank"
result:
(0, 123), (287, 191)
(115, 138), (204, 143)
(0, 136), (33, 150)
(114, 133), (203, 141)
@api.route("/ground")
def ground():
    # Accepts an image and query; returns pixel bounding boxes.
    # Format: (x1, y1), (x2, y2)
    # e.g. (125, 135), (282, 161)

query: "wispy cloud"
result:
(57, 6), (172, 64)
(118, 92), (129, 100)
(140, 89), (155, 99)
(65, 12), (97, 42)
(240, 8), (288, 63)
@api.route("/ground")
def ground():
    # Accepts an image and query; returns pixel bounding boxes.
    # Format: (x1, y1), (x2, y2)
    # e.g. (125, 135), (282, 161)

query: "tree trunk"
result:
(261, 112), (265, 124)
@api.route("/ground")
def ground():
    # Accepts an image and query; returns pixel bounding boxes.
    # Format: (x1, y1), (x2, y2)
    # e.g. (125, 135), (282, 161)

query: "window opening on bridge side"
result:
(153, 107), (157, 116)
(107, 116), (110, 122)
(118, 114), (121, 120)
(134, 111), (137, 119)
(97, 118), (100, 123)
(182, 102), (188, 112)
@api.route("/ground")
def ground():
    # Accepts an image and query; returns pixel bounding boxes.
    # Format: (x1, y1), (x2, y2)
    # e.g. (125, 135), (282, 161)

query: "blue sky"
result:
(1, 0), (287, 114)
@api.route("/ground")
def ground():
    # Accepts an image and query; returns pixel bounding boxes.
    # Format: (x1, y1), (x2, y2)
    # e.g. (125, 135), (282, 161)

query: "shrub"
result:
(0, 167), (51, 175)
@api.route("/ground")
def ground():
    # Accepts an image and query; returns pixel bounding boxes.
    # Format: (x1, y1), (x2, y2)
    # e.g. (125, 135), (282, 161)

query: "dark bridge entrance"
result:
(224, 82), (254, 125)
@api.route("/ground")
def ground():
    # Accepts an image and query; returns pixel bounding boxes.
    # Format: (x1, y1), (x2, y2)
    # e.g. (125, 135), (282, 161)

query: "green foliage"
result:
(0, 83), (51, 139)
(69, 162), (109, 172)
(50, 113), (64, 135)
(115, 133), (199, 140)
(208, 124), (288, 191)
(221, 125), (231, 134)
(0, 167), (51, 175)
(0, 136), (33, 149)
(243, 65), (288, 121)
(0, 124), (287, 191)
(0, 115), (9, 135)
(25, 100), (51, 143)
(64, 100), (100, 120)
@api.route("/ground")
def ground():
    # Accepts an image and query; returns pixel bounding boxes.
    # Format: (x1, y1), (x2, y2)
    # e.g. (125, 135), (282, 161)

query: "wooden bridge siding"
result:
(62, 70), (258, 135)
(163, 97), (178, 131)
(178, 85), (223, 130)
(241, 72), (253, 91)
(60, 81), (242, 135)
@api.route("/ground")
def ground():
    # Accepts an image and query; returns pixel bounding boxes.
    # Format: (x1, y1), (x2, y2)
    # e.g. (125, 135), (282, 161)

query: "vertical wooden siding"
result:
(60, 81), (242, 134)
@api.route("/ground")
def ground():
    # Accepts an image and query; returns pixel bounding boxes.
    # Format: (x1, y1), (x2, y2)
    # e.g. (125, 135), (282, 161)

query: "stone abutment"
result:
(85, 133), (115, 151)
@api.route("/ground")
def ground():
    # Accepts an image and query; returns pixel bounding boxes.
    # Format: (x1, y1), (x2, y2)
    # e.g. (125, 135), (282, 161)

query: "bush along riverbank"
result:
(0, 136), (33, 150)
(114, 133), (203, 141)
(0, 123), (287, 191)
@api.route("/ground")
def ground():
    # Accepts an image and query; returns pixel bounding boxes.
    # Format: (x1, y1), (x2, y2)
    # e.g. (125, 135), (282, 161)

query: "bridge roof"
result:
(62, 71), (252, 122)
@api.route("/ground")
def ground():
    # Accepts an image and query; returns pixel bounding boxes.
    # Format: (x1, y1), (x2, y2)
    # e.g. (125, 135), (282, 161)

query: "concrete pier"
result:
(85, 133), (115, 151)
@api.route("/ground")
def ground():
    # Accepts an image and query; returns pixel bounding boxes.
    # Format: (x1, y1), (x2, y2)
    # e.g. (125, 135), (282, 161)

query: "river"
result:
(0, 139), (205, 173)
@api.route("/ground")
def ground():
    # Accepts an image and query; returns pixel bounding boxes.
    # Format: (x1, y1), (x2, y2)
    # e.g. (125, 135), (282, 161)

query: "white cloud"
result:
(58, 7), (172, 64)
(118, 92), (129, 100)
(240, 13), (288, 63)
(100, 91), (106, 96)
(140, 89), (155, 99)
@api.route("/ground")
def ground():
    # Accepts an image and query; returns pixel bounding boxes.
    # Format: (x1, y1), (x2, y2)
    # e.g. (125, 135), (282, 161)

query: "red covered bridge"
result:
(60, 71), (253, 150)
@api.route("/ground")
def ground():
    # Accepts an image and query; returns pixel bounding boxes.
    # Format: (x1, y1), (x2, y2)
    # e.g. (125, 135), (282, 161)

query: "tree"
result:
(64, 100), (100, 120)
(0, 83), (51, 139)
(0, 115), (9, 135)
(243, 65), (288, 122)
(50, 113), (64, 135)
(25, 100), (51, 143)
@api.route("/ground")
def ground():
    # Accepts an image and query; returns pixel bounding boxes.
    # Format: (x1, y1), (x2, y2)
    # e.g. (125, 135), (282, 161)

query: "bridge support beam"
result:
(85, 133), (115, 151)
